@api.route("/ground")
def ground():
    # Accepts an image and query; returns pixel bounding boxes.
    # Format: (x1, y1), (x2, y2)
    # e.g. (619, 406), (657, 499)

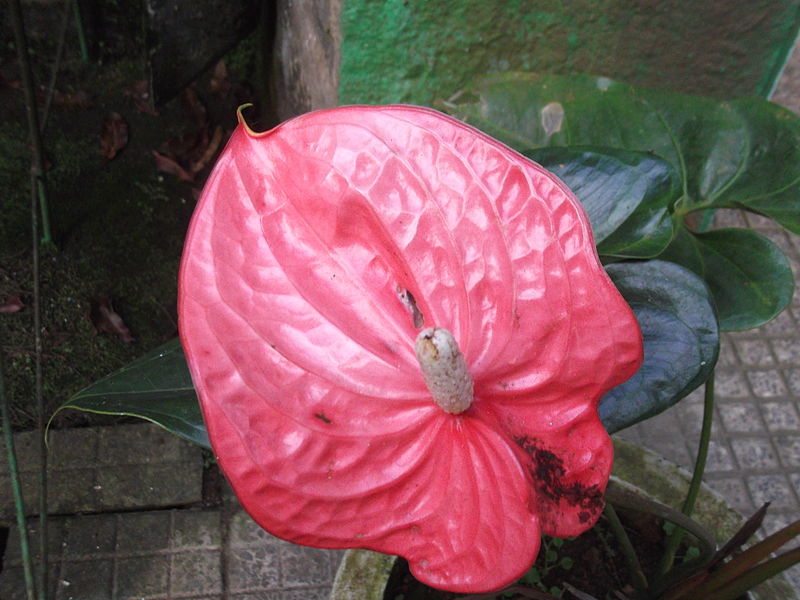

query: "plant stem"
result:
(655, 371), (716, 580)
(27, 171), (49, 600)
(31, 166), (48, 600)
(0, 358), (37, 600)
(604, 502), (649, 592)
(9, 0), (53, 246)
(9, 8), (52, 594)
(40, 0), (73, 133)
(72, 0), (90, 63)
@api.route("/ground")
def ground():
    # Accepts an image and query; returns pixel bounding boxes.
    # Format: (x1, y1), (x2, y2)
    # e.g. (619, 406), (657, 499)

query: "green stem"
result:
(0, 358), (37, 600)
(36, 183), (51, 248)
(72, 0), (90, 63)
(655, 371), (716, 580)
(604, 502), (649, 592)
(30, 170), (48, 600)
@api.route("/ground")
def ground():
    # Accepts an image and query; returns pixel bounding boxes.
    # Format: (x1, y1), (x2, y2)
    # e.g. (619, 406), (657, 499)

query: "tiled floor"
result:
(1, 507), (342, 600)
(0, 425), (344, 600)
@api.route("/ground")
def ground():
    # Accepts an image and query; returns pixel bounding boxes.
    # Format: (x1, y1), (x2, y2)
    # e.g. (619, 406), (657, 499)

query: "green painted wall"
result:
(338, 0), (800, 106)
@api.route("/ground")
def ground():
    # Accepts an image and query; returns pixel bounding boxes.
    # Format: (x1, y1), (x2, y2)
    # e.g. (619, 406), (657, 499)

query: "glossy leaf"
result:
(178, 105), (643, 593)
(599, 261), (719, 433)
(442, 72), (799, 329)
(61, 339), (208, 448)
(661, 228), (793, 331)
(442, 73), (800, 229)
(525, 147), (677, 258)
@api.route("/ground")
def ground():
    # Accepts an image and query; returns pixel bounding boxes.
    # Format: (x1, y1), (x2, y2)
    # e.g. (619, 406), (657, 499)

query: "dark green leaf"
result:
(661, 228), (794, 331)
(59, 339), (209, 448)
(442, 72), (800, 329)
(442, 73), (800, 226)
(600, 260), (719, 433)
(715, 100), (800, 234)
(526, 146), (677, 258)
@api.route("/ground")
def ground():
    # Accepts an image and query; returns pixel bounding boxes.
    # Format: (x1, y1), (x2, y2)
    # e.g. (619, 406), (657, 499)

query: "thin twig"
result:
(8, 7), (51, 594)
(9, 0), (53, 245)
(29, 166), (48, 600)
(0, 356), (37, 600)
(40, 0), (73, 133)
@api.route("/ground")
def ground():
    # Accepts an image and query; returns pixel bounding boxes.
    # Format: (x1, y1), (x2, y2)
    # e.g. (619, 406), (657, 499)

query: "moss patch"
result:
(338, 0), (800, 106)
(0, 11), (256, 429)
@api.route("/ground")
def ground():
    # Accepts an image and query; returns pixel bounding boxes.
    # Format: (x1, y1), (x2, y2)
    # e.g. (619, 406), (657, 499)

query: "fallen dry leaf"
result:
(90, 296), (134, 343)
(124, 79), (158, 116)
(100, 112), (128, 160)
(190, 125), (224, 174)
(158, 127), (209, 167)
(51, 89), (91, 109)
(0, 73), (20, 89)
(181, 87), (208, 128)
(209, 60), (231, 96)
(152, 150), (194, 182)
(0, 296), (24, 314)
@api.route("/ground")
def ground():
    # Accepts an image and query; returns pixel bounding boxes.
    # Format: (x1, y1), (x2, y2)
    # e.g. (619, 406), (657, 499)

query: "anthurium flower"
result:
(178, 105), (643, 593)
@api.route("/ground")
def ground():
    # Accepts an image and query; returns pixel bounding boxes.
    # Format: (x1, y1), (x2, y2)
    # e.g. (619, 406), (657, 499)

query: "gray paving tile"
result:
(747, 474), (799, 509)
(281, 546), (332, 588)
(733, 339), (776, 366)
(60, 558), (115, 600)
(228, 546), (281, 592)
(638, 435), (692, 468)
(115, 511), (171, 553)
(229, 509), (285, 548)
(772, 339), (800, 365)
(704, 477), (755, 513)
(743, 212), (778, 229)
(785, 368), (800, 396)
(676, 400), (719, 436)
(0, 423), (204, 522)
(714, 370), (752, 398)
(173, 509), (222, 548)
(47, 427), (99, 469)
(730, 437), (780, 470)
(775, 435), (800, 468)
(0, 563), (61, 600)
(746, 369), (788, 398)
(701, 439), (737, 473)
(116, 554), (170, 597)
(712, 208), (749, 228)
(62, 512), (116, 555)
(761, 310), (799, 338)
(718, 401), (766, 433)
(171, 550), (222, 595)
(762, 401), (800, 431)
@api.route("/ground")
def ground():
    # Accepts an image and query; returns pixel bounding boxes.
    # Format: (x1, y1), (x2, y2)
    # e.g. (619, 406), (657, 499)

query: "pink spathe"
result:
(178, 105), (643, 593)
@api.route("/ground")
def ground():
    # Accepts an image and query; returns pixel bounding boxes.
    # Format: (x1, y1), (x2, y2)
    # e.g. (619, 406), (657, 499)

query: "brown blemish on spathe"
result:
(315, 412), (333, 424)
(514, 435), (604, 520)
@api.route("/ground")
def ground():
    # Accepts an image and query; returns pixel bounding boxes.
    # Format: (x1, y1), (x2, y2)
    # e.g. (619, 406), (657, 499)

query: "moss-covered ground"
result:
(0, 3), (259, 429)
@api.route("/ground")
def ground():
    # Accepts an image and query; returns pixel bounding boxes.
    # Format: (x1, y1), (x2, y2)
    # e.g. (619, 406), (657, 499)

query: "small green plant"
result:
(514, 536), (576, 598)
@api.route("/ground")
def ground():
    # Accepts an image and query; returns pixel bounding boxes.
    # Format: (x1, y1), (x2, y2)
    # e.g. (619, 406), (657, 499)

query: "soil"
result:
(0, 2), (269, 430)
(382, 507), (747, 600)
